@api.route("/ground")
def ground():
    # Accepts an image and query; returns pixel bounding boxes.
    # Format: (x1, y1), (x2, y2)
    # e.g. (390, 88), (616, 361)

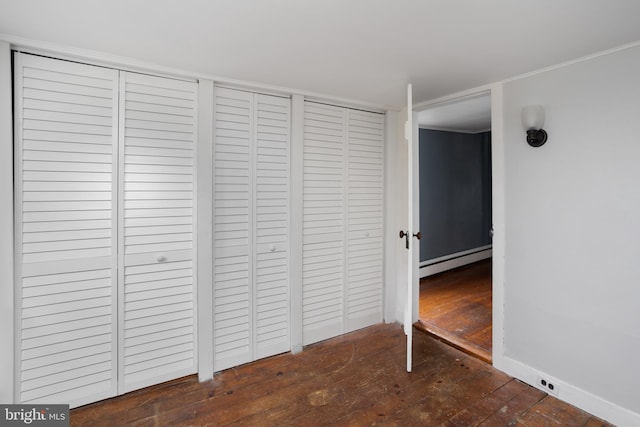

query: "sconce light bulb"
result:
(522, 105), (545, 130)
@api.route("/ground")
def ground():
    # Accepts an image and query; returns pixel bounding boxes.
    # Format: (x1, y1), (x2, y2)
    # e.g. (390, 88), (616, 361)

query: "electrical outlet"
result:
(537, 375), (559, 396)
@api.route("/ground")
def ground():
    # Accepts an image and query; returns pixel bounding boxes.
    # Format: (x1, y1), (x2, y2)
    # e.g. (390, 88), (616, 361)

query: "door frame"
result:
(410, 83), (505, 369)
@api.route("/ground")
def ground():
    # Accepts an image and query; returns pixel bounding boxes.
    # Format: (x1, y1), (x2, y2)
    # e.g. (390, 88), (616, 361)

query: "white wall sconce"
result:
(521, 105), (548, 147)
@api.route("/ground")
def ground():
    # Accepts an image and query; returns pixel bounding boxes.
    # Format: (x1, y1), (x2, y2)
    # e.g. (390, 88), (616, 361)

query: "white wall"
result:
(0, 41), (14, 404)
(503, 44), (640, 424)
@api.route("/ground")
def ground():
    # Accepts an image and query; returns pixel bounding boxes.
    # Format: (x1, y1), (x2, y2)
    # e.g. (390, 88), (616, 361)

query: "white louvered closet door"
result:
(302, 102), (347, 345)
(14, 53), (119, 407)
(345, 110), (384, 331)
(119, 72), (197, 393)
(213, 87), (253, 370)
(254, 93), (290, 359)
(213, 87), (290, 371)
(302, 102), (384, 345)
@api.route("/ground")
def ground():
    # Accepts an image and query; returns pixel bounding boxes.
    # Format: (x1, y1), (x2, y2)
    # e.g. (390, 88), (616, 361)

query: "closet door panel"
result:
(302, 102), (346, 345)
(213, 87), (253, 370)
(213, 88), (290, 369)
(302, 103), (384, 344)
(14, 54), (118, 407)
(346, 110), (384, 331)
(120, 72), (197, 393)
(254, 94), (289, 358)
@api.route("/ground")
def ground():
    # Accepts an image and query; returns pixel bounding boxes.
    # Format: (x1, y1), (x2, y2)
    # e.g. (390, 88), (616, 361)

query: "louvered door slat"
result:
(15, 53), (118, 407)
(213, 87), (253, 370)
(302, 102), (346, 345)
(346, 110), (384, 331)
(120, 72), (197, 393)
(255, 94), (290, 359)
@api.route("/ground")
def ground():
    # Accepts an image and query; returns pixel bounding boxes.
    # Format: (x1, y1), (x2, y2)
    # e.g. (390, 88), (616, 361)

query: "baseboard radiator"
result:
(420, 245), (492, 278)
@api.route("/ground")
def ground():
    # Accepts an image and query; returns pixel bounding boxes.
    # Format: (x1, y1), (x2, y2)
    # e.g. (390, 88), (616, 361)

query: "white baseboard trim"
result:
(501, 356), (640, 427)
(420, 247), (492, 278)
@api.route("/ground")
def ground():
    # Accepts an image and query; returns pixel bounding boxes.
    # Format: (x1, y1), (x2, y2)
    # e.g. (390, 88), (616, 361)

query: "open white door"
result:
(403, 83), (420, 372)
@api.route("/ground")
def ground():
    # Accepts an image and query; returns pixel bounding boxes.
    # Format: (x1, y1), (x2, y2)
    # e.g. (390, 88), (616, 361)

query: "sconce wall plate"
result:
(526, 129), (548, 147)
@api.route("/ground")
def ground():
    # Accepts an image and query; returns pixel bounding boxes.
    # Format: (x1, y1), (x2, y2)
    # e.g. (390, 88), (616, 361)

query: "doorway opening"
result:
(413, 93), (493, 363)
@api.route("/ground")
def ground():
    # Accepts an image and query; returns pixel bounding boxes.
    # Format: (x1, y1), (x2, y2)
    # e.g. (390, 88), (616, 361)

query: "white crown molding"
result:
(414, 39), (640, 112)
(414, 87), (492, 112)
(418, 125), (491, 134)
(0, 32), (391, 113)
(501, 38), (640, 84)
(413, 39), (640, 112)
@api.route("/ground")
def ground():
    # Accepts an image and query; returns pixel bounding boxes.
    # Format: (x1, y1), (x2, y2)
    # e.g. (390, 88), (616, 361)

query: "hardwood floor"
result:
(418, 259), (492, 363)
(71, 323), (612, 426)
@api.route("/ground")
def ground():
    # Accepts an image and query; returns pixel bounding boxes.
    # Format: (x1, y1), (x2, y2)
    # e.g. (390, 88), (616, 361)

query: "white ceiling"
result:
(2, 0), (640, 109)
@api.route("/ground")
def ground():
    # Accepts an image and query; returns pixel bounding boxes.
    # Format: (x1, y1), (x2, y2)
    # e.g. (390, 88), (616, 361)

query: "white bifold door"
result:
(302, 101), (384, 345)
(118, 71), (197, 393)
(14, 53), (197, 407)
(213, 87), (290, 371)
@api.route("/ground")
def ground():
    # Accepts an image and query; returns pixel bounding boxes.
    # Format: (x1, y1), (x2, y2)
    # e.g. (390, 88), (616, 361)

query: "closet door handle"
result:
(156, 255), (167, 262)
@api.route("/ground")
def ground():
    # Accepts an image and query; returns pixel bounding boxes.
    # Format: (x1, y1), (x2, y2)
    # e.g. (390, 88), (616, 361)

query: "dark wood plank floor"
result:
(71, 323), (612, 426)
(418, 259), (492, 363)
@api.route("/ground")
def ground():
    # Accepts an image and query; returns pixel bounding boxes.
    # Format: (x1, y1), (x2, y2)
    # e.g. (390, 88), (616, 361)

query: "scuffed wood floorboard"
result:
(71, 323), (612, 426)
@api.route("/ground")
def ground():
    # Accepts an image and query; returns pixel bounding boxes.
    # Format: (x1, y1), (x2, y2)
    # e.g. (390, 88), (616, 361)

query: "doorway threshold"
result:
(414, 321), (492, 364)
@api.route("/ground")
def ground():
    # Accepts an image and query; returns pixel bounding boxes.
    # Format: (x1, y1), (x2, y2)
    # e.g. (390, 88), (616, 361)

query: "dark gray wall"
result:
(419, 129), (492, 262)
